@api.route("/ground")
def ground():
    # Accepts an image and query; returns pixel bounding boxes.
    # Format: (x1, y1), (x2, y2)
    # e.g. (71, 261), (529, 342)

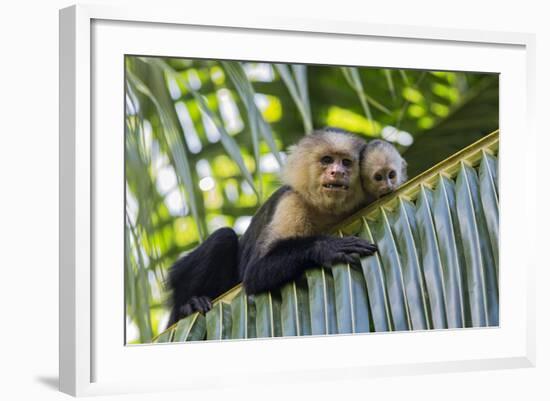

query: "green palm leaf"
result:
(305, 268), (338, 335)
(358, 219), (393, 331)
(275, 64), (313, 133)
(331, 237), (371, 334)
(280, 281), (311, 336)
(206, 301), (233, 340)
(254, 292), (282, 338)
(432, 175), (468, 328)
(143, 58), (259, 199)
(230, 289), (257, 339)
(126, 68), (206, 240)
(173, 313), (206, 342)
(341, 66), (391, 117)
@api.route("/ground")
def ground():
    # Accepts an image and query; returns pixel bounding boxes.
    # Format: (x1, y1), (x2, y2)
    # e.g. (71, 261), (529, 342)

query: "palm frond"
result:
(155, 131), (499, 342)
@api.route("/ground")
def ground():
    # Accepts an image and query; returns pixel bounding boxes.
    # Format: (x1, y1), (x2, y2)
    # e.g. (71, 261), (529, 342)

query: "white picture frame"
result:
(59, 3), (536, 397)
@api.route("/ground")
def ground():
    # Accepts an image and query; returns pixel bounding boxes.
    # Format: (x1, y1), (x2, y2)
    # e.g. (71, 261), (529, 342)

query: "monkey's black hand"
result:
(178, 296), (213, 318)
(314, 237), (377, 266)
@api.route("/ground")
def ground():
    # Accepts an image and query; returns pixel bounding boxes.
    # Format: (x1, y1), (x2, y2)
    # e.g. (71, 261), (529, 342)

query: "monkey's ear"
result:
(281, 144), (300, 185)
(358, 144), (367, 166)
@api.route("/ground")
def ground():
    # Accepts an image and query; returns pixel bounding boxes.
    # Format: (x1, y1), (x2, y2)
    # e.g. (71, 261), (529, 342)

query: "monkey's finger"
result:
(366, 243), (378, 252)
(180, 304), (193, 317)
(355, 241), (377, 250)
(338, 245), (374, 254)
(197, 297), (212, 313)
(348, 252), (364, 261)
(344, 245), (377, 257)
(204, 299), (213, 312)
(333, 252), (358, 265)
(342, 242), (378, 254)
(196, 298), (207, 311)
(339, 237), (367, 245)
(354, 249), (376, 257)
(340, 237), (378, 251)
(186, 296), (210, 314)
(359, 241), (378, 251)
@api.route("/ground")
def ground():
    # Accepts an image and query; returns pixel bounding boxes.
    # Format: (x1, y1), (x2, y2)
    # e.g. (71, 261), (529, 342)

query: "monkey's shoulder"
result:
(237, 186), (292, 261)
(241, 186), (292, 238)
(267, 190), (317, 239)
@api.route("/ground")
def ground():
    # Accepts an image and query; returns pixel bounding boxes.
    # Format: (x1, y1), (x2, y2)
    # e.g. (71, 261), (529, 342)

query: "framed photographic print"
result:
(59, 4), (535, 397)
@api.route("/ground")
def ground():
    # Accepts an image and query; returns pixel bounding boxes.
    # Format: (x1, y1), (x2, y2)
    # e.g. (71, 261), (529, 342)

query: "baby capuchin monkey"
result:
(361, 139), (408, 203)
(166, 130), (406, 326)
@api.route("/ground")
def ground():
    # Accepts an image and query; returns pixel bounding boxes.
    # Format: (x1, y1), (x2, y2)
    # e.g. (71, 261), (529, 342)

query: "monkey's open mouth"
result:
(323, 183), (349, 191)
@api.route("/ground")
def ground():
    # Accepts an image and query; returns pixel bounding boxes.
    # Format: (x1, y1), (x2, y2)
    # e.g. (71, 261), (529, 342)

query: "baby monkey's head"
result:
(361, 139), (408, 199)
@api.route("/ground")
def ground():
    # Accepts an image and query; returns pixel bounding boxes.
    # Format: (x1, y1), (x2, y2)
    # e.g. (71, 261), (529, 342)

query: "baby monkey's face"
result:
(368, 165), (402, 198)
(361, 140), (408, 200)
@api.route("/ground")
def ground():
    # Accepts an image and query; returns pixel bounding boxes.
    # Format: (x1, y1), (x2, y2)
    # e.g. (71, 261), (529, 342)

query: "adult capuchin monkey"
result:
(166, 129), (406, 326)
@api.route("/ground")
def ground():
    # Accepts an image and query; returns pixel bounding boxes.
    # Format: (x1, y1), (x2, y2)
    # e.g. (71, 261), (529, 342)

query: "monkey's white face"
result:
(361, 142), (407, 199)
(281, 131), (366, 215)
(318, 154), (355, 194)
(311, 151), (362, 215)
(367, 165), (401, 198)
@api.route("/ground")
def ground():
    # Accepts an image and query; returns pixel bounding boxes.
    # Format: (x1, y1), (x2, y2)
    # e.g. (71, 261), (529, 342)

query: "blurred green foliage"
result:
(124, 56), (498, 343)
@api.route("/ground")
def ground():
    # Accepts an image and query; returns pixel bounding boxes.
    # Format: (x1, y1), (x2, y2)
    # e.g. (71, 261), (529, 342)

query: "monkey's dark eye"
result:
(321, 156), (333, 165)
(389, 170), (396, 179)
(374, 173), (383, 181)
(342, 159), (352, 168)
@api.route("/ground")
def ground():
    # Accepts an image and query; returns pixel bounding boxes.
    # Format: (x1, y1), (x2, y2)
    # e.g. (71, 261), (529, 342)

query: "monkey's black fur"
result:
(166, 121), (395, 326)
(242, 235), (377, 294)
(166, 184), (377, 327)
(237, 186), (291, 276)
(166, 227), (239, 327)
(167, 186), (291, 326)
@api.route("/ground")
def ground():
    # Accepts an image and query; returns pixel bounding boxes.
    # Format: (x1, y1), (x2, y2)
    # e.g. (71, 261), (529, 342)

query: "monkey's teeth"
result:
(324, 184), (349, 190)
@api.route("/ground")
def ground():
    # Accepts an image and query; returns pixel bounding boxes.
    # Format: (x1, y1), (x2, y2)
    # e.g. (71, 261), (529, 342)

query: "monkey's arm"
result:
(242, 235), (376, 295)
